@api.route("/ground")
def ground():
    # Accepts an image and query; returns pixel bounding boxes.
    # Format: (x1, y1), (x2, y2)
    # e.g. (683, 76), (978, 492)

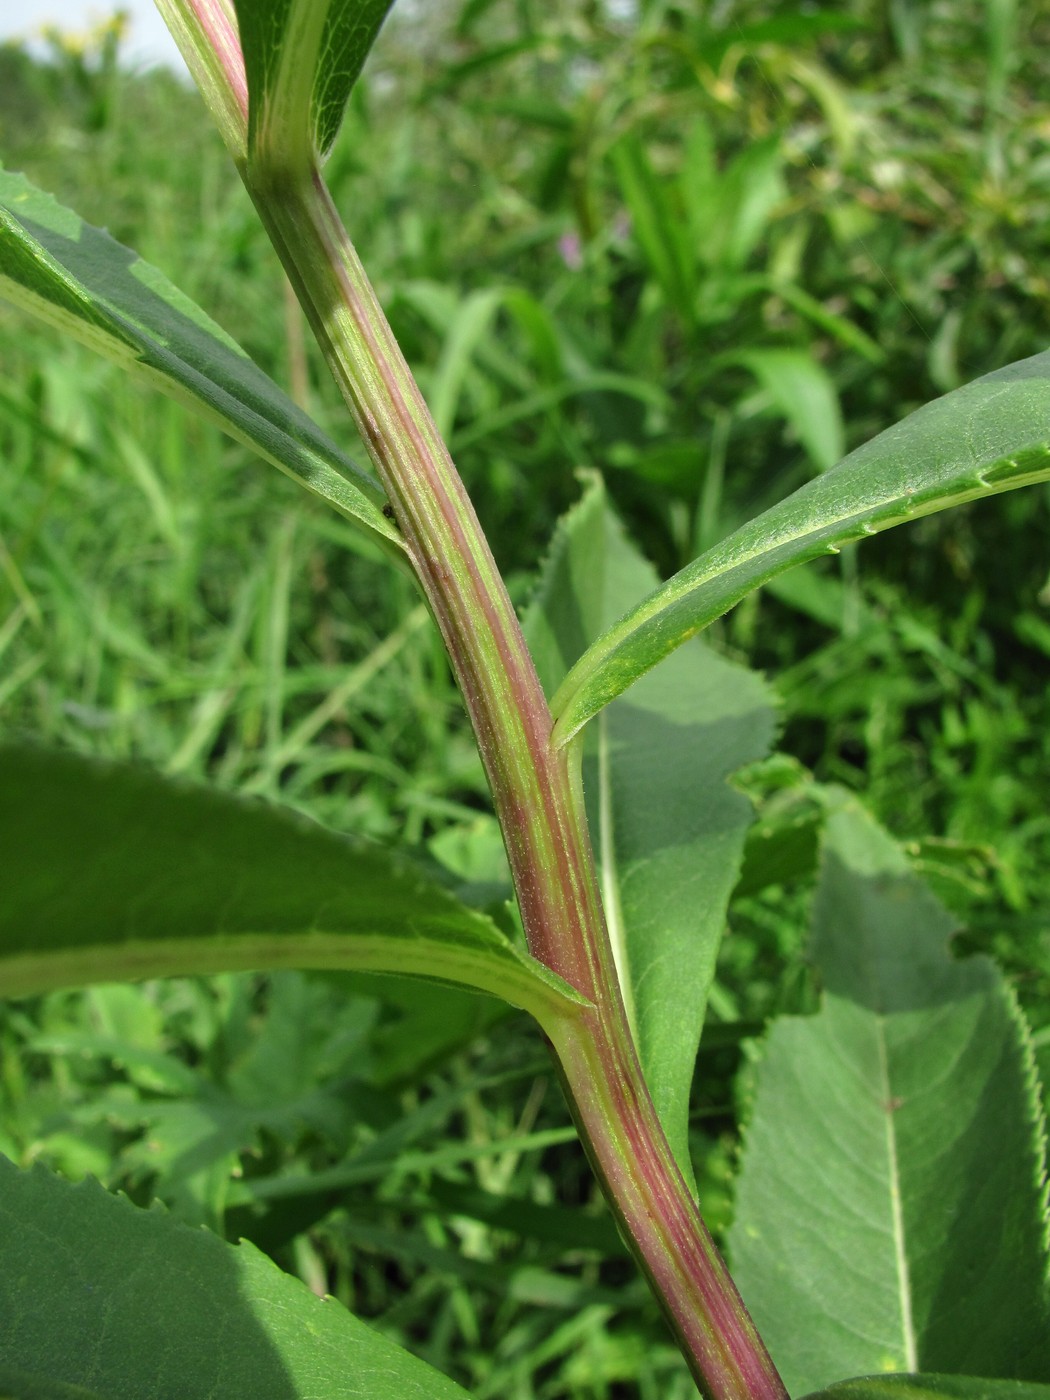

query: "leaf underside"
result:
(525, 474), (775, 1184)
(728, 799), (1050, 1396)
(0, 743), (584, 1029)
(552, 350), (1050, 743)
(0, 1156), (473, 1399)
(0, 165), (397, 545)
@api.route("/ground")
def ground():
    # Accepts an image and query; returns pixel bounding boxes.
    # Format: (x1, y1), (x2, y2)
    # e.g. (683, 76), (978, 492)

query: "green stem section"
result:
(245, 159), (787, 1400)
(547, 996), (784, 1400)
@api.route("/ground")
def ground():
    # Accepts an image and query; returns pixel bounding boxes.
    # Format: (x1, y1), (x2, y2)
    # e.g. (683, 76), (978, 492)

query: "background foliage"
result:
(1, 2), (1048, 1396)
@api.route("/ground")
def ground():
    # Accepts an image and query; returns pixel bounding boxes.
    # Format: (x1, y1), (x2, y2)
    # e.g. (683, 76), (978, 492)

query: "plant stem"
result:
(245, 160), (787, 1400)
(549, 976), (786, 1400)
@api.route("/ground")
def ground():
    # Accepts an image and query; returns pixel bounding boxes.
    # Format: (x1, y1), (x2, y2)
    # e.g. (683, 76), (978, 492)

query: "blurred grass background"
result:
(1, 3), (1049, 1395)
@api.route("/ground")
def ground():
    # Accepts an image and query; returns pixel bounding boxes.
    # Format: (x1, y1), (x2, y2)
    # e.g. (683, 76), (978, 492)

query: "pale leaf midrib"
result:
(875, 1010), (917, 1370)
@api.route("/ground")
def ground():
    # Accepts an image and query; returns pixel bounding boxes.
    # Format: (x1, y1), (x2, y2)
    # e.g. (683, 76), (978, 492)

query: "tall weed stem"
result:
(244, 160), (787, 1400)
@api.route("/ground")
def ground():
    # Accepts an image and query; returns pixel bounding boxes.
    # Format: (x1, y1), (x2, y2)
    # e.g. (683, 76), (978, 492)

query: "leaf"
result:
(0, 1156), (474, 1399)
(612, 134), (696, 320)
(0, 1367), (106, 1400)
(356, 974), (509, 1085)
(679, 126), (785, 274)
(770, 282), (885, 365)
(551, 350), (1050, 744)
(233, 0), (396, 163)
(427, 287), (506, 439)
(734, 348), (845, 473)
(0, 166), (398, 548)
(0, 743), (586, 1033)
(524, 475), (775, 1183)
(733, 781), (823, 899)
(727, 798), (1050, 1397)
(694, 137), (786, 273)
(803, 1379), (1050, 1400)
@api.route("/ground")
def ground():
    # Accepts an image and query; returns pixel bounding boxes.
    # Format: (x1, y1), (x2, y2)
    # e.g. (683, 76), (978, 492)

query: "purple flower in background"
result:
(558, 231), (583, 270)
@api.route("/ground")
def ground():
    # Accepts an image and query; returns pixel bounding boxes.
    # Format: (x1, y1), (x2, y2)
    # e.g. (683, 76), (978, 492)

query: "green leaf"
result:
(0, 743), (586, 1033)
(691, 136), (786, 273)
(427, 286), (506, 439)
(524, 475), (775, 1183)
(233, 0), (396, 163)
(0, 1367), (106, 1400)
(551, 351), (1050, 744)
(0, 166), (398, 547)
(803, 1378), (1050, 1400)
(612, 134), (696, 320)
(0, 1156), (474, 1398)
(347, 973), (510, 1086)
(734, 348), (845, 473)
(770, 281), (886, 365)
(728, 798), (1050, 1396)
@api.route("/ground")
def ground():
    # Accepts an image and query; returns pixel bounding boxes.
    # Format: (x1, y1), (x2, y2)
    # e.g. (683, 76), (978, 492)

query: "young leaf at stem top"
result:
(551, 350), (1050, 746)
(233, 0), (396, 166)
